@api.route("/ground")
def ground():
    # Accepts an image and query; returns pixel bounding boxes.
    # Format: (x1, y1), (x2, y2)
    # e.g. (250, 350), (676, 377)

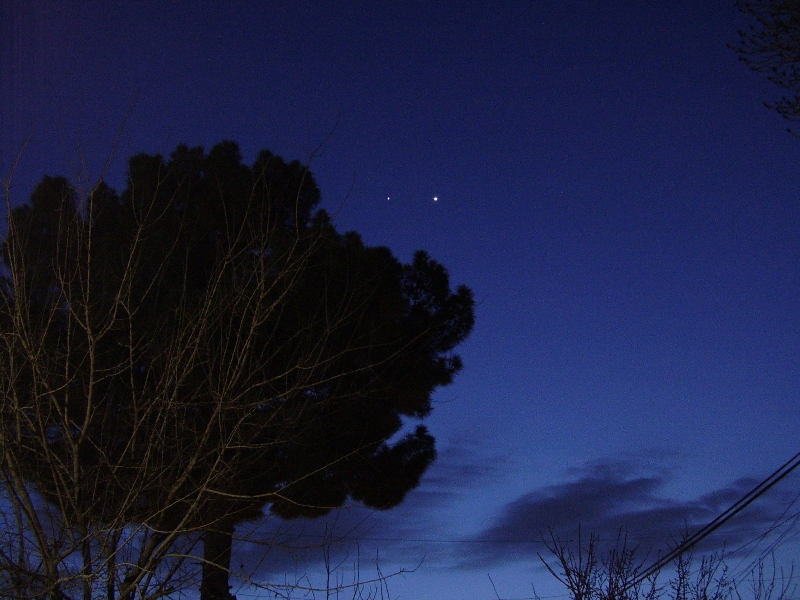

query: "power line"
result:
(626, 449), (800, 590)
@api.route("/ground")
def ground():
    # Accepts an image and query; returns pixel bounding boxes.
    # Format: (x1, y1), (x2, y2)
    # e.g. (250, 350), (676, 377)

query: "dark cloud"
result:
(460, 458), (800, 569)
(224, 450), (800, 595)
(418, 439), (508, 492)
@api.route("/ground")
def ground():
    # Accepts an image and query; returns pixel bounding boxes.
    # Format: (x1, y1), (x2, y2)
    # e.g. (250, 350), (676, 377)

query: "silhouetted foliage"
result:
(734, 0), (800, 124)
(539, 530), (796, 600)
(0, 141), (474, 600)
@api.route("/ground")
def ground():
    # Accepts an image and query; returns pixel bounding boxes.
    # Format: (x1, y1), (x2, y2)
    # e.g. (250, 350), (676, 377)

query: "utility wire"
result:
(626, 448), (800, 591)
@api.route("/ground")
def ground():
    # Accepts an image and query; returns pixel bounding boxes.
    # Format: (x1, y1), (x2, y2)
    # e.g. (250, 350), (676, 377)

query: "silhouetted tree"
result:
(539, 530), (796, 600)
(0, 141), (474, 600)
(734, 0), (800, 124)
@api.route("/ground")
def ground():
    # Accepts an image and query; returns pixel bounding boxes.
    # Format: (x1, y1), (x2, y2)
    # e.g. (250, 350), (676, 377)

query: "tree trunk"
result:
(200, 521), (236, 600)
(81, 533), (92, 600)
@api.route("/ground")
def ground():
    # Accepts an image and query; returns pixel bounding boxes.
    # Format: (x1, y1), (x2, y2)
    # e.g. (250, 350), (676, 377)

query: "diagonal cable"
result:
(626, 449), (800, 590)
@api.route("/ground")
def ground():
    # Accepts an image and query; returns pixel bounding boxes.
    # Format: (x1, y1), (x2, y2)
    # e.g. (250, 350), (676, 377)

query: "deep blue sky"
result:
(3, 1), (800, 599)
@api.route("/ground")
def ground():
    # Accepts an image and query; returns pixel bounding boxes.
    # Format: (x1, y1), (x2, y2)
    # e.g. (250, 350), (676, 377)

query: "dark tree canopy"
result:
(734, 0), (800, 123)
(0, 141), (474, 600)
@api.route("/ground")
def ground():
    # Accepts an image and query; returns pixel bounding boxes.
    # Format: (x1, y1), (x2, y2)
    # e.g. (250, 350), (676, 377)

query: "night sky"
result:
(3, 2), (800, 599)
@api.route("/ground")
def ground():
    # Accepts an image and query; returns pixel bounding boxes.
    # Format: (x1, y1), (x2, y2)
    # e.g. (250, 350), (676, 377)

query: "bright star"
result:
(433, 196), (438, 201)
